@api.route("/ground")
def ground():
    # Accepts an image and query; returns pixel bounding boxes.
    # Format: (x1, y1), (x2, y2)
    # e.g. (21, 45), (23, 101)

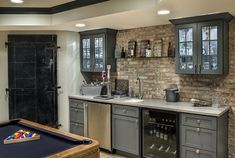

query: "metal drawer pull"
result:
(72, 123), (78, 126)
(195, 149), (200, 154)
(122, 109), (127, 113)
(136, 119), (138, 128)
(197, 120), (201, 124)
(196, 128), (200, 132)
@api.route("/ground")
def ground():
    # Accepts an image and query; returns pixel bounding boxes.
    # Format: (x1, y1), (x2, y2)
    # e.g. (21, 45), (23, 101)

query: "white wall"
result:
(0, 32), (9, 121)
(0, 31), (83, 132)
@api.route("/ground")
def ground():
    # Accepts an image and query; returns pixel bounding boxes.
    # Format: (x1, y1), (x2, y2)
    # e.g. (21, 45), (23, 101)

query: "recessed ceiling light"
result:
(157, 10), (170, 15)
(75, 23), (86, 27)
(10, 0), (24, 3)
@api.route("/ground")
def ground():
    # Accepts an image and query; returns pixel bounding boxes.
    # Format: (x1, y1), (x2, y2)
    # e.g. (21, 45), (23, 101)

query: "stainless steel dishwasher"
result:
(84, 101), (111, 151)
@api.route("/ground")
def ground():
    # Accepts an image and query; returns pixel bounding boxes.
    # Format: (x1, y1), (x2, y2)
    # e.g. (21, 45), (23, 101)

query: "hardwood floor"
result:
(100, 151), (127, 158)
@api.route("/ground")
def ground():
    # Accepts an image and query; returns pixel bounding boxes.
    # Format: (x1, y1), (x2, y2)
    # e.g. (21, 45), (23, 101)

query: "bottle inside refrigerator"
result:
(142, 109), (178, 158)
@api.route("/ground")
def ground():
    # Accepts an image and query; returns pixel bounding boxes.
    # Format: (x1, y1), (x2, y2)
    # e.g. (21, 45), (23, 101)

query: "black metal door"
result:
(7, 35), (58, 126)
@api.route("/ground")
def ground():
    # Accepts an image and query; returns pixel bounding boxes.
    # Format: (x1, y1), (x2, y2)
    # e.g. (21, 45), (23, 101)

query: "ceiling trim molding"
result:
(0, 0), (109, 14)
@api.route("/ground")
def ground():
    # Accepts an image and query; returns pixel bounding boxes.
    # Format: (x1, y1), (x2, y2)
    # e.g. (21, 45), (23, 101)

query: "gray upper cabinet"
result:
(170, 12), (233, 75)
(80, 28), (117, 72)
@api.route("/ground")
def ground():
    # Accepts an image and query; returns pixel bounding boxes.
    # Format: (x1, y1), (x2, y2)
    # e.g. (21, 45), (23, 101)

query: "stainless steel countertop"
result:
(69, 95), (230, 117)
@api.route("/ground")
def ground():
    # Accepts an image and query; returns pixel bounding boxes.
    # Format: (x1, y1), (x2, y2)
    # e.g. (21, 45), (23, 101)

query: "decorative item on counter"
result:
(152, 38), (163, 57)
(163, 84), (179, 102)
(167, 42), (175, 57)
(113, 79), (129, 97)
(121, 47), (126, 58)
(128, 40), (137, 57)
(139, 40), (150, 57)
(146, 41), (152, 57)
(211, 92), (220, 108)
(190, 98), (212, 107)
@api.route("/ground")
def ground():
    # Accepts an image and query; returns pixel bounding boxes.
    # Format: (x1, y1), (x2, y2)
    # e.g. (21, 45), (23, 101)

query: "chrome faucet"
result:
(136, 75), (146, 99)
(101, 65), (112, 98)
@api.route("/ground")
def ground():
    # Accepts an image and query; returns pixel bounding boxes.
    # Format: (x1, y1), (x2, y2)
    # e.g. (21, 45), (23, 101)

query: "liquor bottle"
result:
(146, 42), (152, 57)
(121, 47), (125, 58)
(160, 125), (164, 139)
(168, 42), (175, 57)
(163, 126), (168, 141)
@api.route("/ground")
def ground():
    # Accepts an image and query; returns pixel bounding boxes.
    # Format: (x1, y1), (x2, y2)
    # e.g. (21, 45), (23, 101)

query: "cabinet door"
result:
(81, 36), (92, 72)
(93, 34), (105, 72)
(112, 114), (139, 156)
(176, 24), (198, 74)
(198, 21), (223, 74)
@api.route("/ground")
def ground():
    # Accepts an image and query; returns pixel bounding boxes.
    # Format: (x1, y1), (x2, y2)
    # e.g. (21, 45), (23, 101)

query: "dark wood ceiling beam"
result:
(0, 0), (109, 14)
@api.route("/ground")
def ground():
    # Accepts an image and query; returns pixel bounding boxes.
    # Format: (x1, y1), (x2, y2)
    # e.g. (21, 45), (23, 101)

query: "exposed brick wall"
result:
(116, 20), (235, 157)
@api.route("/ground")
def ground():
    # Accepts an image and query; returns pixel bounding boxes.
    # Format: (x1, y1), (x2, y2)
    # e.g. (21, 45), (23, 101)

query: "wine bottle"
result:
(156, 124), (160, 138)
(146, 42), (152, 57)
(164, 126), (168, 141)
(121, 47), (125, 58)
(168, 42), (175, 57)
(160, 125), (164, 139)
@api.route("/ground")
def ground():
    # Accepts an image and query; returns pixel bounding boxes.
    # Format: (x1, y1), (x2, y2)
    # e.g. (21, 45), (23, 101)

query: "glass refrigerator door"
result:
(143, 109), (177, 158)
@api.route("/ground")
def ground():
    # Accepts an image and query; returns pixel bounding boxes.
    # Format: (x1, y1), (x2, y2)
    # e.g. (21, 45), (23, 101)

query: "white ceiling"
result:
(0, 0), (74, 7)
(0, 0), (234, 31)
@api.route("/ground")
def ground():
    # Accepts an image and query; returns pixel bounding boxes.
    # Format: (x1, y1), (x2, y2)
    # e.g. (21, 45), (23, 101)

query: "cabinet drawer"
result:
(70, 122), (84, 136)
(112, 104), (139, 118)
(70, 108), (84, 124)
(69, 99), (84, 109)
(181, 126), (216, 152)
(181, 146), (216, 158)
(181, 113), (216, 130)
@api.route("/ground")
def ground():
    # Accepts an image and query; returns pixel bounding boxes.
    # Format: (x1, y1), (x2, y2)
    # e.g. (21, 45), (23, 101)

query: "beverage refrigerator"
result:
(142, 109), (179, 158)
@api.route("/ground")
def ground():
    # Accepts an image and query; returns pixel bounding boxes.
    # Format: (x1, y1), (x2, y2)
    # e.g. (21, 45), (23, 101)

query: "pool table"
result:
(0, 119), (100, 158)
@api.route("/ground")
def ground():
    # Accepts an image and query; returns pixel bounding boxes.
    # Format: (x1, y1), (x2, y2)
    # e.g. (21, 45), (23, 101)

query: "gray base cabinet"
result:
(69, 99), (84, 136)
(112, 104), (140, 156)
(180, 112), (228, 158)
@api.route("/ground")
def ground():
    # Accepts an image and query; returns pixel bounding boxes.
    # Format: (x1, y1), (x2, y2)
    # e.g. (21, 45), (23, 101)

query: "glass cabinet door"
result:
(82, 37), (91, 71)
(93, 35), (105, 71)
(176, 24), (197, 74)
(199, 22), (222, 74)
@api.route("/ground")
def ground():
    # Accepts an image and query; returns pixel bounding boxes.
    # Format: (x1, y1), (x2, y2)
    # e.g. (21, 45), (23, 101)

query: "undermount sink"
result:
(123, 98), (144, 103)
(93, 95), (114, 100)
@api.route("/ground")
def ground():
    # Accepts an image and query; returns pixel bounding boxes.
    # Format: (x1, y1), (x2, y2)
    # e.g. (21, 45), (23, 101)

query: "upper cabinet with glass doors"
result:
(170, 12), (233, 75)
(80, 29), (117, 72)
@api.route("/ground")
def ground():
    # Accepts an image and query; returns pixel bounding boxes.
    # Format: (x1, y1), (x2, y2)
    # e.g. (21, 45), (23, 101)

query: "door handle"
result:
(84, 103), (88, 137)
(136, 119), (139, 128)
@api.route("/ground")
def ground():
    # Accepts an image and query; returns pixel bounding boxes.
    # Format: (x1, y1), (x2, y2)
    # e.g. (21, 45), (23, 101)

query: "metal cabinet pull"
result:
(194, 64), (197, 74)
(197, 120), (201, 124)
(195, 149), (200, 154)
(196, 128), (200, 133)
(122, 109), (127, 113)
